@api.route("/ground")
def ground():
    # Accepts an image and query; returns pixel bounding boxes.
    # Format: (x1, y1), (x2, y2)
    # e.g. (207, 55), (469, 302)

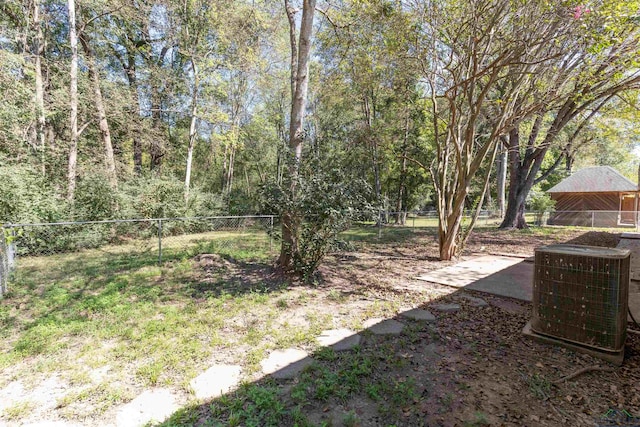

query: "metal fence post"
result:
(0, 226), (15, 296)
(269, 216), (274, 251)
(157, 219), (163, 263)
(591, 211), (595, 228)
(0, 227), (6, 296)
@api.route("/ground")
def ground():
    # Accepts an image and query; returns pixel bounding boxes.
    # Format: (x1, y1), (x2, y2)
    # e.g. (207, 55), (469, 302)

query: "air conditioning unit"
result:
(530, 244), (630, 362)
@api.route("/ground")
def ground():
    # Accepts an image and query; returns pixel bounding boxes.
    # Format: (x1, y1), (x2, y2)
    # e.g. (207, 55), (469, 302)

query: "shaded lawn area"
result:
(0, 225), (637, 426)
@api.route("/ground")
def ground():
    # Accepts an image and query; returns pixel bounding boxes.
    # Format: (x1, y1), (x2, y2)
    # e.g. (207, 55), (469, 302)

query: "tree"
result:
(67, 0), (79, 201)
(33, 0), (46, 176)
(279, 0), (317, 270)
(78, 20), (118, 190)
(314, 0), (425, 216)
(499, 3), (640, 229)
(414, 0), (585, 259)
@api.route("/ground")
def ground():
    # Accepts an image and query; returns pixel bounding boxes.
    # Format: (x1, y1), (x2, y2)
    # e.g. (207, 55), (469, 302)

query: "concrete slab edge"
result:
(522, 321), (624, 366)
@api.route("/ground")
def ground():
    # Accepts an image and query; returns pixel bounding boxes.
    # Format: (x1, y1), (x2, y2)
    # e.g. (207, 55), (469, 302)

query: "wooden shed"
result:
(547, 166), (639, 227)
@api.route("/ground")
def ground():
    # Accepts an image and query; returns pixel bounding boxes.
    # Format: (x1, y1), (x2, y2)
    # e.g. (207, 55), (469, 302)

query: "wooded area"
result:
(0, 0), (639, 264)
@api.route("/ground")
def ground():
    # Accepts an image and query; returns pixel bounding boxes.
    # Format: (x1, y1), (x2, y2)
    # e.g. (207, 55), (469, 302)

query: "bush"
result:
(6, 172), (227, 256)
(120, 176), (223, 220)
(528, 188), (556, 226)
(226, 188), (261, 215)
(0, 164), (68, 225)
(74, 172), (120, 221)
(261, 154), (373, 279)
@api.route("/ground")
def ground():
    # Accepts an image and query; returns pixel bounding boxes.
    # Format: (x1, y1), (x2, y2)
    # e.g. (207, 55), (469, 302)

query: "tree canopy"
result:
(0, 0), (638, 263)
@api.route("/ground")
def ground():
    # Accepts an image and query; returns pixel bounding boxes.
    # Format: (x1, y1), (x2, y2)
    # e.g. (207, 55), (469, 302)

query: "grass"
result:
(2, 400), (36, 421)
(0, 230), (290, 417)
(165, 340), (419, 426)
(2, 225), (421, 423)
(0, 222), (627, 424)
(525, 372), (552, 400)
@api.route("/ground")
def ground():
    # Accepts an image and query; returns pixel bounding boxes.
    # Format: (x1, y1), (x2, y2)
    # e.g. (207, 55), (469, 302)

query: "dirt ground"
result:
(2, 226), (639, 426)
(292, 228), (637, 427)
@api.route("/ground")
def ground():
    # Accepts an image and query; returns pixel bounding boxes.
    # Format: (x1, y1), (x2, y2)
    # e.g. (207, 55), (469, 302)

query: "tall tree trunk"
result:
(440, 201), (465, 260)
(33, 0), (46, 176)
(275, 91), (287, 186)
(222, 143), (228, 192)
(484, 183), (493, 210)
(150, 88), (164, 173)
(123, 52), (143, 175)
(224, 84), (243, 195)
(395, 115), (409, 225)
(67, 0), (78, 202)
(496, 144), (507, 218)
(362, 93), (381, 202)
(244, 166), (251, 197)
(227, 145), (235, 193)
(184, 59), (198, 200)
(500, 127), (545, 229)
(565, 153), (575, 174)
(279, 0), (316, 270)
(79, 32), (118, 190)
(149, 46), (169, 174)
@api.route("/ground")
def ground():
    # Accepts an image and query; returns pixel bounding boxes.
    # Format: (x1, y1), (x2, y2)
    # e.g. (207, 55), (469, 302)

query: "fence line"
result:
(1, 209), (637, 296)
(5, 215), (278, 228)
(0, 215), (277, 296)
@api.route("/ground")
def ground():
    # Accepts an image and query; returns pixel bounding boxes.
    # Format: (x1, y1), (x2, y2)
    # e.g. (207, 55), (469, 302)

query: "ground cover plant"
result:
(0, 224), (638, 426)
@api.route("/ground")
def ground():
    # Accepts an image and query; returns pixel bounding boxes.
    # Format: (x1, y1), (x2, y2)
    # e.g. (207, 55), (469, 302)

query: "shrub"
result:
(0, 164), (67, 225)
(528, 188), (556, 226)
(260, 154), (373, 279)
(74, 172), (120, 221)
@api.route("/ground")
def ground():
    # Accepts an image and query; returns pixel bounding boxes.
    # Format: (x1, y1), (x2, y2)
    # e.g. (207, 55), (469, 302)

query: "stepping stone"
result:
(399, 308), (436, 321)
(317, 329), (362, 351)
(116, 389), (179, 427)
(490, 299), (527, 315)
(363, 318), (405, 335)
(423, 343), (442, 360)
(23, 423), (84, 427)
(458, 294), (488, 307)
(89, 365), (111, 383)
(431, 303), (460, 312)
(260, 349), (314, 380)
(190, 364), (241, 400)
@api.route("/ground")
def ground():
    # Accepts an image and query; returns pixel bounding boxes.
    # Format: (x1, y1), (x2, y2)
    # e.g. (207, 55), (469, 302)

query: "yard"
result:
(0, 225), (638, 426)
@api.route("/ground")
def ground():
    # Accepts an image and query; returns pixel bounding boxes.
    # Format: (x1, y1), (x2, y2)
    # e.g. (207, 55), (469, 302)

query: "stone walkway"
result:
(190, 365), (242, 400)
(115, 389), (179, 427)
(1, 294), (491, 427)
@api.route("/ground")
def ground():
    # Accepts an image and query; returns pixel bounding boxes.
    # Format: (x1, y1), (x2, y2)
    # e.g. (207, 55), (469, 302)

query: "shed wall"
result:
(549, 192), (620, 226)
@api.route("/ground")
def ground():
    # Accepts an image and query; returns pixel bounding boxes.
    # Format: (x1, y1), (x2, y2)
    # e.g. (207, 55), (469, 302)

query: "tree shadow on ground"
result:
(2, 240), (284, 344)
(158, 285), (638, 427)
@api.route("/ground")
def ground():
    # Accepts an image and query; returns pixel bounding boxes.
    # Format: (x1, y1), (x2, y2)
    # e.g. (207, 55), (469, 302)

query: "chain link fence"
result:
(373, 210), (503, 228)
(0, 215), (276, 296)
(375, 209), (640, 230)
(546, 210), (639, 229)
(1, 209), (636, 296)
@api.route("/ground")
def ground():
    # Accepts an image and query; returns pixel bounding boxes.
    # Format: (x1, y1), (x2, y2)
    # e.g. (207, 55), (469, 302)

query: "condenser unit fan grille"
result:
(531, 244), (630, 353)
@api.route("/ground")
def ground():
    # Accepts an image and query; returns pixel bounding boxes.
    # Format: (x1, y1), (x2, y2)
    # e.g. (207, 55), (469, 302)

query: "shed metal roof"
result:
(547, 166), (638, 193)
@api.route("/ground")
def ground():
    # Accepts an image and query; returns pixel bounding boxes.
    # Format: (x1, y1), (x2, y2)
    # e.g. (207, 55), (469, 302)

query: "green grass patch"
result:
(0, 229), (280, 389)
(2, 400), (36, 421)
